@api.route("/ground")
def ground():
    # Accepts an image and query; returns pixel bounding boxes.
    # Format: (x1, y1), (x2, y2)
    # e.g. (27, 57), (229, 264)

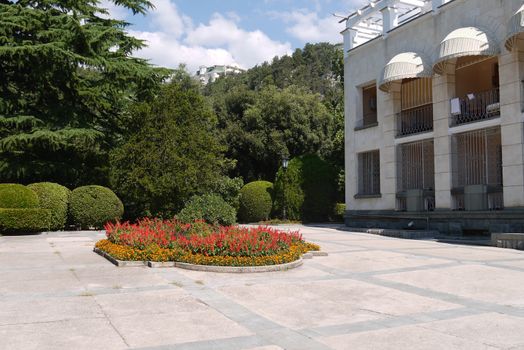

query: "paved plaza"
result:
(1, 225), (524, 350)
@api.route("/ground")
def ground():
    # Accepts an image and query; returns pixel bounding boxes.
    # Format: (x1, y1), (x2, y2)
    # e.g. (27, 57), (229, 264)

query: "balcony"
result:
(396, 104), (433, 137)
(450, 88), (500, 127)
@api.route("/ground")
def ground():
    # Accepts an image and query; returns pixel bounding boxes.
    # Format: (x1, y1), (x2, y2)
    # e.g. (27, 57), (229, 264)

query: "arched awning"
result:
(433, 27), (499, 75)
(505, 5), (524, 51)
(378, 52), (433, 92)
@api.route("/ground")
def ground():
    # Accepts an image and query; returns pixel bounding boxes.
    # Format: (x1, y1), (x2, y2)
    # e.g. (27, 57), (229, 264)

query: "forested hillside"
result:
(203, 43), (345, 185)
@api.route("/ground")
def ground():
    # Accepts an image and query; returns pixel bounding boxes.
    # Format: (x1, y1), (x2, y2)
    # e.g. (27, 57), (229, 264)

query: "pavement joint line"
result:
(131, 335), (269, 350)
(304, 260), (524, 319)
(484, 262), (524, 273)
(0, 316), (108, 327)
(67, 256), (131, 348)
(154, 269), (333, 350)
(298, 307), (487, 338)
(326, 241), (524, 265)
(414, 322), (507, 350)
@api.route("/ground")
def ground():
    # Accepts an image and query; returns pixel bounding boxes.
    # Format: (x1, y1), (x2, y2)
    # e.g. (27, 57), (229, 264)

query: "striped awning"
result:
(379, 52), (433, 92)
(433, 27), (499, 75)
(505, 5), (524, 51)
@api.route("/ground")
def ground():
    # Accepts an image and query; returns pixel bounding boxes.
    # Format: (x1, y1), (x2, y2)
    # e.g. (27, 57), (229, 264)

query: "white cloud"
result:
(128, 1), (292, 72)
(98, 0), (130, 20)
(271, 10), (344, 44)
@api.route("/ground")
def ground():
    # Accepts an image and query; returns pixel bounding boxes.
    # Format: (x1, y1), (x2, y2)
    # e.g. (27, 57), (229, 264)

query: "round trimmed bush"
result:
(28, 182), (70, 231)
(177, 194), (236, 226)
(69, 186), (124, 229)
(238, 181), (273, 223)
(0, 208), (51, 233)
(274, 155), (336, 222)
(0, 184), (39, 208)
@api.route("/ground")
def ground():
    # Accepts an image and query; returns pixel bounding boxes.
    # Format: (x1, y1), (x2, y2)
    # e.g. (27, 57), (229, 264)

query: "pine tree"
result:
(0, 0), (170, 186)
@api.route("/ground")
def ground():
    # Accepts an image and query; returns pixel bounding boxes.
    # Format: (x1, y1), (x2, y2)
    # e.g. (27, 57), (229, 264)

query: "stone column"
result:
(381, 5), (399, 35)
(432, 62), (456, 209)
(380, 83), (401, 210)
(499, 45), (524, 208)
(342, 28), (356, 59)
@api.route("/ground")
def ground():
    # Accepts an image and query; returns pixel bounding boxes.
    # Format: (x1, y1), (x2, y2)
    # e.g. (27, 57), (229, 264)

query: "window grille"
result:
(451, 127), (503, 210)
(396, 140), (435, 211)
(453, 128), (502, 187)
(358, 150), (380, 195)
(398, 140), (435, 191)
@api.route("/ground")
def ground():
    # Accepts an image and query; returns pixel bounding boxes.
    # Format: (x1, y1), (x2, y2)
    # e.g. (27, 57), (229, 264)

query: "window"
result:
(358, 150), (380, 195)
(358, 84), (377, 128)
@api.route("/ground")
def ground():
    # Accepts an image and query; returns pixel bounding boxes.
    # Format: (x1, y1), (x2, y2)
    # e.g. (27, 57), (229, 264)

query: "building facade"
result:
(342, 0), (524, 234)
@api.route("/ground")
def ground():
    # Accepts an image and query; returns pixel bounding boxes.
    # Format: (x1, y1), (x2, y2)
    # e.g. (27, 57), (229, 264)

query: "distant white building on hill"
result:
(195, 65), (245, 85)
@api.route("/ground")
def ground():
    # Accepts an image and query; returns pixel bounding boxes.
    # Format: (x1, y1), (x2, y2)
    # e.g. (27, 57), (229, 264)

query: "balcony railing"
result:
(396, 104), (433, 137)
(451, 88), (500, 126)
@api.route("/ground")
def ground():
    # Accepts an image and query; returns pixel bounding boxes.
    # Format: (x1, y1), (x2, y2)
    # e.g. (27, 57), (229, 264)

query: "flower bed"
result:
(95, 219), (320, 267)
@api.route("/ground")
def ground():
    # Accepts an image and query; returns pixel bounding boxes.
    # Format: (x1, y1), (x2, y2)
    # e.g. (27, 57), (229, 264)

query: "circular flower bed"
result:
(95, 219), (320, 267)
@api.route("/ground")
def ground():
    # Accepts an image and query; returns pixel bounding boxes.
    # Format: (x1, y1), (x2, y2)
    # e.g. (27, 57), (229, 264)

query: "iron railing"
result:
(451, 88), (500, 126)
(396, 104), (433, 137)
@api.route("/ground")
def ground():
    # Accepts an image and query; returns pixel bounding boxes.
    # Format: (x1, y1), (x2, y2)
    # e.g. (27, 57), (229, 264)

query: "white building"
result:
(342, 0), (524, 234)
(195, 65), (245, 85)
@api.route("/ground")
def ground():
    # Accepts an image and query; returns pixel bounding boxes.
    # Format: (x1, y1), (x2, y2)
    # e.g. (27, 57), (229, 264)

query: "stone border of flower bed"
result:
(93, 247), (326, 272)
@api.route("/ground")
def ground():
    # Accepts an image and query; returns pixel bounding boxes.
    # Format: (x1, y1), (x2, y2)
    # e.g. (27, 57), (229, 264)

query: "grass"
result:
(170, 281), (184, 288)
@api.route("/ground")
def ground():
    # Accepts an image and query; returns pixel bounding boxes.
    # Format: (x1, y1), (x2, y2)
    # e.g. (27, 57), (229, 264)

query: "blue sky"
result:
(102, 0), (367, 72)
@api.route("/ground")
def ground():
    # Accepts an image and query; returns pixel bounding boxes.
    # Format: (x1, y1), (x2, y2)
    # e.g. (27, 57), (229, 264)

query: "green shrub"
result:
(0, 208), (50, 233)
(0, 184), (39, 208)
(334, 203), (346, 221)
(27, 182), (70, 231)
(177, 194), (236, 226)
(69, 186), (124, 229)
(211, 176), (244, 210)
(238, 181), (273, 223)
(274, 155), (336, 222)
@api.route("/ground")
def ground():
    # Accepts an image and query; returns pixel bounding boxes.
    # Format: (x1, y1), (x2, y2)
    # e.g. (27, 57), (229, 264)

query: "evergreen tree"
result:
(0, 0), (169, 186)
(110, 69), (230, 218)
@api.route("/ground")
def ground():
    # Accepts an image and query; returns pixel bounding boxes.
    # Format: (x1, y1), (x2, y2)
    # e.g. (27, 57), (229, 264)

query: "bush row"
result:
(234, 155), (345, 223)
(0, 183), (123, 233)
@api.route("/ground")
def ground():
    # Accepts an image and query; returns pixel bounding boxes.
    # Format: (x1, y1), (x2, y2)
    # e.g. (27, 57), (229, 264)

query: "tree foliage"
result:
(0, 0), (170, 187)
(274, 155), (337, 222)
(204, 43), (344, 183)
(110, 70), (230, 218)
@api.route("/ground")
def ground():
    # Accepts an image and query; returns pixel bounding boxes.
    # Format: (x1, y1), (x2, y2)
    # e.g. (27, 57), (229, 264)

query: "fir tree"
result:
(0, 0), (170, 186)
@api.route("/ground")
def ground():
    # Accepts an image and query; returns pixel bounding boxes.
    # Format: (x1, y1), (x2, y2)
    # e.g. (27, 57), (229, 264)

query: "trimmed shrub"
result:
(274, 155), (337, 222)
(69, 186), (124, 229)
(238, 181), (273, 223)
(334, 203), (346, 222)
(27, 182), (70, 231)
(0, 184), (39, 208)
(177, 194), (236, 226)
(0, 208), (50, 233)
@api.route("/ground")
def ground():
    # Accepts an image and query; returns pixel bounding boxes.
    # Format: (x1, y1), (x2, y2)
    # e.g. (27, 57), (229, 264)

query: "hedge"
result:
(0, 208), (50, 233)
(0, 184), (39, 208)
(273, 155), (336, 222)
(177, 194), (236, 226)
(27, 182), (70, 231)
(69, 186), (124, 229)
(238, 181), (273, 223)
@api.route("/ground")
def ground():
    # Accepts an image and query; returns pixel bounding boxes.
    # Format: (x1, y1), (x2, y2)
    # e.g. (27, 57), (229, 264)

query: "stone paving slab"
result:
(1, 226), (524, 349)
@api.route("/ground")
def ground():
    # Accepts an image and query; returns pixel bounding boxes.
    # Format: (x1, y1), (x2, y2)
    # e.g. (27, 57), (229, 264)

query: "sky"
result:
(102, 0), (368, 72)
